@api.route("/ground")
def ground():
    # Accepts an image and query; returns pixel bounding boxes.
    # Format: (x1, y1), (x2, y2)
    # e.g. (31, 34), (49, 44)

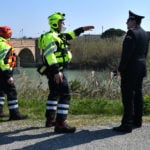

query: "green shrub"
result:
(101, 28), (126, 38)
(69, 36), (122, 70)
(143, 95), (150, 115)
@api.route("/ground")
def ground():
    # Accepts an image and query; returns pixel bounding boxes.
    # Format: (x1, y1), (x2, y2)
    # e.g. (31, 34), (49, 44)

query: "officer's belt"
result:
(137, 58), (145, 61)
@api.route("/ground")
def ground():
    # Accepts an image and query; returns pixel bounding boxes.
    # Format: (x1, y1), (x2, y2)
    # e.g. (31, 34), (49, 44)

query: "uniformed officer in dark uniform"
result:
(113, 11), (149, 133)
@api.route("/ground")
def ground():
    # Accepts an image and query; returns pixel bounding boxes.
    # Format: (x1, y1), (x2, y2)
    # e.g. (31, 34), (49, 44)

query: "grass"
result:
(2, 97), (150, 127)
(4, 98), (122, 120)
(68, 115), (150, 127)
(69, 98), (123, 115)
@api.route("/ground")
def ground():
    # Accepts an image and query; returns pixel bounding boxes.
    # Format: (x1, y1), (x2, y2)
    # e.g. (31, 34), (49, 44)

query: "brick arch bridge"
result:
(10, 38), (42, 67)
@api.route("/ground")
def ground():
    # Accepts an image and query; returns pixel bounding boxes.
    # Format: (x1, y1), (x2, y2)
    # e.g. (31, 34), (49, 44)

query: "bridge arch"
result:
(10, 38), (42, 67)
(18, 48), (35, 67)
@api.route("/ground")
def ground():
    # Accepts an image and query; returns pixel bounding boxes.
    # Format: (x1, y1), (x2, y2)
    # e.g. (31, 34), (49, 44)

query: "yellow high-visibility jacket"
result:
(38, 27), (84, 74)
(0, 36), (12, 71)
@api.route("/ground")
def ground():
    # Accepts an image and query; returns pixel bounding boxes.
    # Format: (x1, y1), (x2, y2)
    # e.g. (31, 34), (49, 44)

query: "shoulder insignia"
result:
(125, 35), (132, 39)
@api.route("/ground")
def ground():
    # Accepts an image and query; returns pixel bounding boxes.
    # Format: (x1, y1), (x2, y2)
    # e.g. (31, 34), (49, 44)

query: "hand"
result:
(115, 70), (121, 76)
(54, 72), (63, 84)
(117, 71), (121, 76)
(83, 26), (95, 31)
(7, 77), (14, 85)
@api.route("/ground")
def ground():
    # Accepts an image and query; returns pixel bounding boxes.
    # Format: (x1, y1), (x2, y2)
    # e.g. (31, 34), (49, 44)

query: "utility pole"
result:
(102, 26), (104, 34)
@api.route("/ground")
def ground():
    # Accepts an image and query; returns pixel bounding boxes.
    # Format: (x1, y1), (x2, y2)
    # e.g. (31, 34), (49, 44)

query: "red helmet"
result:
(0, 26), (12, 38)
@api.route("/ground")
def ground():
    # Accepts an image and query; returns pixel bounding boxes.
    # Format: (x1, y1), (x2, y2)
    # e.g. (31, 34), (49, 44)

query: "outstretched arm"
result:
(82, 26), (95, 31)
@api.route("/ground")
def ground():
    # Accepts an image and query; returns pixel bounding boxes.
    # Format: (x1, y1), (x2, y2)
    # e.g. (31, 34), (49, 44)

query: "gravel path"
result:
(0, 121), (150, 150)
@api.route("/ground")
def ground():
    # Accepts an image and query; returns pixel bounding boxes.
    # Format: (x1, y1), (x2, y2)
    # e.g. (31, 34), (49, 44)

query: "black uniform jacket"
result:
(118, 26), (149, 77)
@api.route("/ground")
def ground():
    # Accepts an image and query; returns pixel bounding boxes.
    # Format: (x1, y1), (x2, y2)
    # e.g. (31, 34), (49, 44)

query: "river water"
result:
(13, 68), (111, 90)
(13, 68), (150, 96)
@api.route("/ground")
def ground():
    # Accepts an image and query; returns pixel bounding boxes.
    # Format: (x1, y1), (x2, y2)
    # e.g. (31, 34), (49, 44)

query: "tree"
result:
(101, 28), (126, 38)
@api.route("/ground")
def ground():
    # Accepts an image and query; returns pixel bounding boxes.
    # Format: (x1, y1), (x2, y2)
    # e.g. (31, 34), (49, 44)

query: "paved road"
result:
(0, 121), (150, 150)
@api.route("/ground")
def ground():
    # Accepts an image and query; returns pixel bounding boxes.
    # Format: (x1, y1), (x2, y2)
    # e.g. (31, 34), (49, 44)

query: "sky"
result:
(1, 0), (150, 38)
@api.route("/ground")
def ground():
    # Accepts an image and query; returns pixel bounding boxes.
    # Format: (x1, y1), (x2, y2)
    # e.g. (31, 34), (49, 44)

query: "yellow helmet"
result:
(48, 12), (65, 29)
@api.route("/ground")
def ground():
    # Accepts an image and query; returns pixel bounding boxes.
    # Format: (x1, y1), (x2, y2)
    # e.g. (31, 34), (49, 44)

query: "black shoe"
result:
(45, 120), (56, 127)
(132, 122), (142, 128)
(9, 114), (28, 121)
(133, 117), (142, 128)
(113, 124), (132, 133)
(0, 112), (9, 118)
(54, 121), (76, 133)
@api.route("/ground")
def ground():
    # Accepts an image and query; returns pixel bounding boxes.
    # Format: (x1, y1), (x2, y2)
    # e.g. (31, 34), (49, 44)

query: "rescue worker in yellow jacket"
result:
(38, 12), (94, 133)
(0, 26), (28, 120)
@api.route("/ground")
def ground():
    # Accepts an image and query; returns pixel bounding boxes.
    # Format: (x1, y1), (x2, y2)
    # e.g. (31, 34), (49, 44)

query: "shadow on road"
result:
(0, 126), (123, 150)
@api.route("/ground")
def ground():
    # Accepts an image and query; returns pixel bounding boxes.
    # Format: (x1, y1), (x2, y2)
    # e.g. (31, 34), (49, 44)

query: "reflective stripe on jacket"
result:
(0, 37), (12, 71)
(38, 30), (76, 70)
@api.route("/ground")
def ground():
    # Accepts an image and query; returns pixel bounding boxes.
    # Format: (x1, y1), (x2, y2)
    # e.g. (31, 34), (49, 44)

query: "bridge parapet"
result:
(10, 38), (41, 67)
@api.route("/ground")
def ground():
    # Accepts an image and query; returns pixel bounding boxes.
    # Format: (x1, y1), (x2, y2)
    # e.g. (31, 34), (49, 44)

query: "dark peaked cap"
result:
(128, 10), (145, 24)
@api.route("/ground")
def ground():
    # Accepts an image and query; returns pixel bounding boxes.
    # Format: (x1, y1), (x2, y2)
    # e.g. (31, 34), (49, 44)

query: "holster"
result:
(37, 65), (47, 75)
(37, 64), (51, 78)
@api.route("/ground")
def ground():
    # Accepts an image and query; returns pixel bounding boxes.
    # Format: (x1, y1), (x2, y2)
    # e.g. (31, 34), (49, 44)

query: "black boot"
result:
(113, 124), (132, 133)
(9, 109), (28, 121)
(132, 117), (142, 128)
(132, 121), (142, 128)
(54, 121), (76, 133)
(45, 119), (56, 127)
(45, 110), (56, 127)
